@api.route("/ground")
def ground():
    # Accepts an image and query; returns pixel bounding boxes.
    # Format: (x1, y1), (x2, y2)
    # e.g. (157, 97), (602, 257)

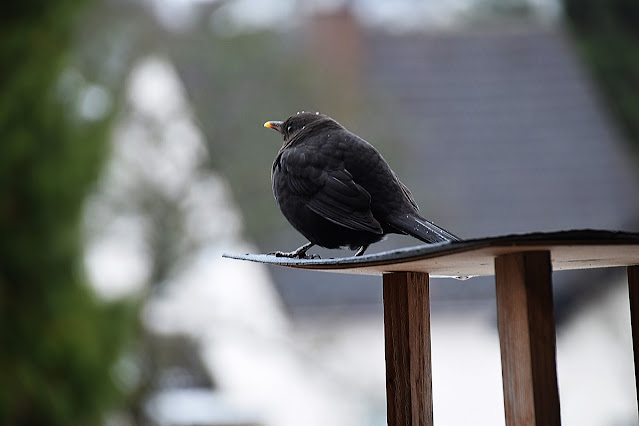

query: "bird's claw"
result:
(268, 250), (320, 259)
(268, 242), (319, 259)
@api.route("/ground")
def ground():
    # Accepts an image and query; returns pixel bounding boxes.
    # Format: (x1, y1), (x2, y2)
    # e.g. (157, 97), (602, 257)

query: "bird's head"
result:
(264, 111), (332, 143)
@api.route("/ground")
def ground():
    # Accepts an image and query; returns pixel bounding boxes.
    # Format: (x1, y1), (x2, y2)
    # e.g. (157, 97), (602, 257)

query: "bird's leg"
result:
(270, 242), (318, 259)
(354, 245), (369, 256)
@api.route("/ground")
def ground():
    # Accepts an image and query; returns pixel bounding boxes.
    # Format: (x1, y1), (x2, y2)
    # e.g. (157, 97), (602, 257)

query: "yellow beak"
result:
(264, 121), (283, 132)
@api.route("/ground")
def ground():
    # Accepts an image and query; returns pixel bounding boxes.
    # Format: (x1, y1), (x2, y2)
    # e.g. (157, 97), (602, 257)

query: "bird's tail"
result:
(389, 213), (460, 244)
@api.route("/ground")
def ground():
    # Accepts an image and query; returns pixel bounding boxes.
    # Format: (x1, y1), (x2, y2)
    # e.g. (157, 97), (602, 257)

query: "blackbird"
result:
(264, 111), (460, 258)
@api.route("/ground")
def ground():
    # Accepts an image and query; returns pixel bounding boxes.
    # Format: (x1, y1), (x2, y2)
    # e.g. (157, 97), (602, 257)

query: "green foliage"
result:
(563, 0), (639, 156)
(0, 0), (131, 424)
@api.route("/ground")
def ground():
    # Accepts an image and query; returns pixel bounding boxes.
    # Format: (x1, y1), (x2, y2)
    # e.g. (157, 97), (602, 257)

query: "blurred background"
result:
(2, 0), (639, 425)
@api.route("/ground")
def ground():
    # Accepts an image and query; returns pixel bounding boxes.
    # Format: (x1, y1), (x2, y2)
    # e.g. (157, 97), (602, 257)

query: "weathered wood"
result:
(383, 272), (432, 426)
(628, 265), (639, 414)
(224, 230), (639, 277)
(495, 251), (560, 426)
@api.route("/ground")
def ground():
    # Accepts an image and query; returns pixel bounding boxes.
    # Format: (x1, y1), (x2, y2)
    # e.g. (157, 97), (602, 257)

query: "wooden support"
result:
(628, 265), (639, 414)
(227, 232), (639, 425)
(494, 251), (560, 426)
(383, 272), (432, 426)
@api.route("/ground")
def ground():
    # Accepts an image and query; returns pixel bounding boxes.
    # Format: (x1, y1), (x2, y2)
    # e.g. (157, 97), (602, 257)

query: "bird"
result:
(264, 111), (460, 258)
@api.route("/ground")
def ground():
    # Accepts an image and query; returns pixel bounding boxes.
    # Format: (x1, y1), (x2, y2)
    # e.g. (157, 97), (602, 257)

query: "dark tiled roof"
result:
(365, 28), (639, 238)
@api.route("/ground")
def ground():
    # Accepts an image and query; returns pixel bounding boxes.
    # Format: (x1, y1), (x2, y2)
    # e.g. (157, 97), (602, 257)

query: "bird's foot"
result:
(270, 250), (320, 259)
(269, 242), (319, 259)
(354, 245), (369, 256)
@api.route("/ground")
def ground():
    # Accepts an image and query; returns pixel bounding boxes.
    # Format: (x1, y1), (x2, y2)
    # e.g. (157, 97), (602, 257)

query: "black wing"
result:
(279, 150), (383, 234)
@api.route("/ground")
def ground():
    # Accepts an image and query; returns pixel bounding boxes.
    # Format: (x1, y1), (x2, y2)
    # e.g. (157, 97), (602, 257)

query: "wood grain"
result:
(495, 251), (560, 426)
(383, 272), (432, 426)
(628, 265), (639, 415)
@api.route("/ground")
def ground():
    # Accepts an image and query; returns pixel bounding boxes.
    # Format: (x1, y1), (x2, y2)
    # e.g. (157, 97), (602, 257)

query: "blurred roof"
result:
(269, 17), (639, 315)
(365, 26), (639, 237)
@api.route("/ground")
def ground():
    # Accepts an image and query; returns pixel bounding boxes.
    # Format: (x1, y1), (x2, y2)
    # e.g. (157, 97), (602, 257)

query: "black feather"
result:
(267, 112), (460, 257)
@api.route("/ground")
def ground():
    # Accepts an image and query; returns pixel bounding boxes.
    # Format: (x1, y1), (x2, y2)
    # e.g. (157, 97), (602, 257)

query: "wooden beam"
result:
(494, 251), (560, 426)
(628, 265), (639, 415)
(383, 272), (432, 426)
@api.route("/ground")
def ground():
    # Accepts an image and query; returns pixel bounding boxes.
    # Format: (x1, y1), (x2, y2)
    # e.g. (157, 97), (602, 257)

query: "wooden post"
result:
(494, 251), (560, 426)
(383, 272), (432, 426)
(628, 265), (639, 415)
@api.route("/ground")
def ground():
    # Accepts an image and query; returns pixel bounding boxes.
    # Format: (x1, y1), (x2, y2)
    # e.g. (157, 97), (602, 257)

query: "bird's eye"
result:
(287, 125), (292, 133)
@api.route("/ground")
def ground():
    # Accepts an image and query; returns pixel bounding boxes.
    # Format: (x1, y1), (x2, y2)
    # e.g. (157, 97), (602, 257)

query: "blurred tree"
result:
(167, 27), (324, 246)
(167, 14), (402, 250)
(0, 1), (132, 424)
(563, 0), (639, 157)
